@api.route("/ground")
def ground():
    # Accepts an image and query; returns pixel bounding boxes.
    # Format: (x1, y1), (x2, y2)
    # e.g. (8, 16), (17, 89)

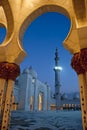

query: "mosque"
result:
(12, 49), (80, 111)
(0, 1), (87, 129)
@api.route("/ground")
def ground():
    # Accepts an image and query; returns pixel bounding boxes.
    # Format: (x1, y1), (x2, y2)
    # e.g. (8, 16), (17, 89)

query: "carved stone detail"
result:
(71, 48), (87, 74)
(71, 53), (85, 75)
(80, 48), (87, 71)
(0, 62), (20, 80)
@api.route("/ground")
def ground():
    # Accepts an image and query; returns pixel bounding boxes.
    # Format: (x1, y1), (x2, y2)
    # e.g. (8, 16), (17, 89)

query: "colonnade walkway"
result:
(10, 110), (82, 130)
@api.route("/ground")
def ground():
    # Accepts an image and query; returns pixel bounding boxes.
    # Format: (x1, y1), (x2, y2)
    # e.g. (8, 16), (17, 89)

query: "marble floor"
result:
(9, 110), (83, 130)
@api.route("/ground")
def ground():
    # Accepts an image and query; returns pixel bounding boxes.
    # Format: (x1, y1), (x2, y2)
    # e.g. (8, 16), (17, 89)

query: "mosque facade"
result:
(12, 66), (80, 111)
(13, 66), (51, 111)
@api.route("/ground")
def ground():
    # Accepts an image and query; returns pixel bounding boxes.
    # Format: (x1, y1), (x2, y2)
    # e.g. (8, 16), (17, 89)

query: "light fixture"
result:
(54, 66), (62, 70)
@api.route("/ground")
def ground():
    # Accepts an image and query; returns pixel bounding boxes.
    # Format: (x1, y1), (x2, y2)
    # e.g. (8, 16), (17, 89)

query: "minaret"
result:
(54, 48), (61, 110)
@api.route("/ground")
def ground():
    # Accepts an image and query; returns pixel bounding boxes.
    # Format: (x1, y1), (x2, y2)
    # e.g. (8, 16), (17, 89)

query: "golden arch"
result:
(19, 4), (71, 41)
(0, 1), (87, 130)
(0, 0), (14, 41)
(0, 0), (81, 64)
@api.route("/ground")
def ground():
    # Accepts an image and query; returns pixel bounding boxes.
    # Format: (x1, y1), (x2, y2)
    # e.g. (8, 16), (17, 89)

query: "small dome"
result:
(73, 93), (80, 100)
(23, 68), (30, 74)
(61, 93), (68, 100)
(15, 79), (19, 85)
(29, 66), (37, 78)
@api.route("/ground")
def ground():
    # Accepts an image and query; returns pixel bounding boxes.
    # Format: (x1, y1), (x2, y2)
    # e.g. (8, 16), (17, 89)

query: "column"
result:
(47, 84), (51, 110)
(71, 49), (87, 130)
(0, 62), (20, 130)
(43, 91), (47, 111)
(0, 79), (7, 115)
(33, 79), (38, 111)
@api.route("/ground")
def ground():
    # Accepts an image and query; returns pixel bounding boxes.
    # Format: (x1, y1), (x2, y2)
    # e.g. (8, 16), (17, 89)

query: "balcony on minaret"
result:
(55, 83), (61, 87)
(54, 66), (62, 71)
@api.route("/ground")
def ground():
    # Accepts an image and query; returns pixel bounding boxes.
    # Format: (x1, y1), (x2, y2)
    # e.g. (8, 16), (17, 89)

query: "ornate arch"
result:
(0, 0), (81, 64)
(19, 4), (71, 42)
(0, 0), (14, 41)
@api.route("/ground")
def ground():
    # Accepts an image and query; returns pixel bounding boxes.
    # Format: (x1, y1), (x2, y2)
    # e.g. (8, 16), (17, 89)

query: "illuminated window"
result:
(38, 92), (43, 111)
(30, 96), (34, 111)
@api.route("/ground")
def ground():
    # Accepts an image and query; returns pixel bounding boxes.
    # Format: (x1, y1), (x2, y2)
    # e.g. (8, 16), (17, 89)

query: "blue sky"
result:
(0, 12), (79, 93)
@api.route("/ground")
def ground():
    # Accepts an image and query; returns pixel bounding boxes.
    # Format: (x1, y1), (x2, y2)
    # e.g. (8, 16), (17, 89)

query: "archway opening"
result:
(30, 96), (34, 111)
(38, 92), (43, 111)
(21, 12), (79, 95)
(0, 26), (6, 44)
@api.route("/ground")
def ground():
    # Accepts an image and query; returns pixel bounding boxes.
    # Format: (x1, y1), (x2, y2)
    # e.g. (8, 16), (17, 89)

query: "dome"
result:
(29, 66), (37, 78)
(73, 93), (80, 100)
(61, 93), (68, 100)
(23, 68), (30, 74)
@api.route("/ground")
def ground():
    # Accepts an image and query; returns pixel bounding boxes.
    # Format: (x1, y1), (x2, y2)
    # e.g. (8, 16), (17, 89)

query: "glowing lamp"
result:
(54, 66), (62, 70)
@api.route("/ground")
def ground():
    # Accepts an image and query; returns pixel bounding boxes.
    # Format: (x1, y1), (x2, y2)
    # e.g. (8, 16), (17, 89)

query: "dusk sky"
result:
(0, 12), (79, 93)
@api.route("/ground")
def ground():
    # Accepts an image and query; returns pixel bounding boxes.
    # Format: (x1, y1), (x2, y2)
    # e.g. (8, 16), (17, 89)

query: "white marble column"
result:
(47, 85), (51, 110)
(33, 80), (38, 111)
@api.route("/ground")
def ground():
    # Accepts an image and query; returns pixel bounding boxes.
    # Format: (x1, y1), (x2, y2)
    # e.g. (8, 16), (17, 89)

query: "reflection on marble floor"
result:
(9, 110), (82, 130)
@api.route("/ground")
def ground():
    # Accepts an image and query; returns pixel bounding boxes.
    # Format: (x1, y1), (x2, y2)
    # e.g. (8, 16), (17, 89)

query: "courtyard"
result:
(10, 110), (82, 130)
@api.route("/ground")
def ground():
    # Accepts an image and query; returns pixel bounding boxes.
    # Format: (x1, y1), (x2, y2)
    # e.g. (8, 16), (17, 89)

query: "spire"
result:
(54, 47), (61, 110)
(54, 48), (59, 66)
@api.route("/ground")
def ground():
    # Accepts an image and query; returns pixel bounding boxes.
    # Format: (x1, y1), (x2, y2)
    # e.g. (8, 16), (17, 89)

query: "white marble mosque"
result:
(13, 66), (51, 111)
(12, 49), (80, 112)
(1, 1), (87, 129)
(12, 66), (80, 111)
